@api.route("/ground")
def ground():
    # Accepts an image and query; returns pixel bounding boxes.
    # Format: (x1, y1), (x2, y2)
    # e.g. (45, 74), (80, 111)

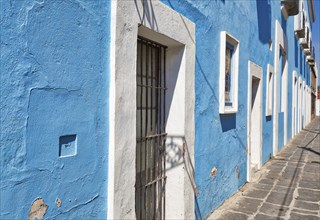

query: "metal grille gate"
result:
(136, 36), (167, 220)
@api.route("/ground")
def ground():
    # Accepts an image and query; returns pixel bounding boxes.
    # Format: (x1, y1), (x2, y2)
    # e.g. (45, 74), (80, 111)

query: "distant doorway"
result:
(247, 61), (263, 181)
(293, 73), (298, 136)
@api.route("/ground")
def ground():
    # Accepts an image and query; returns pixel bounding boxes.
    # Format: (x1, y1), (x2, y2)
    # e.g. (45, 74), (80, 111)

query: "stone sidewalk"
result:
(208, 117), (320, 220)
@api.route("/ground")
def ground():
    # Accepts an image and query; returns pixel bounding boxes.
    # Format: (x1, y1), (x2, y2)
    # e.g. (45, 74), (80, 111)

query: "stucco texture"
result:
(0, 0), (110, 219)
(161, 0), (312, 219)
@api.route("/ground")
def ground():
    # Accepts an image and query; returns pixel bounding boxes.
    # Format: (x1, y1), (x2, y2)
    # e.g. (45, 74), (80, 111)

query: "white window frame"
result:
(219, 31), (240, 114)
(266, 64), (274, 116)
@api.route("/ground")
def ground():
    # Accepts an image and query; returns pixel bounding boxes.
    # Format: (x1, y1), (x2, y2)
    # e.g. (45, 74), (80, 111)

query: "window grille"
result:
(136, 36), (167, 220)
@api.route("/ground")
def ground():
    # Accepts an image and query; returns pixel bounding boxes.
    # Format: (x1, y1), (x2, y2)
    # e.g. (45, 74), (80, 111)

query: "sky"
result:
(311, 0), (320, 83)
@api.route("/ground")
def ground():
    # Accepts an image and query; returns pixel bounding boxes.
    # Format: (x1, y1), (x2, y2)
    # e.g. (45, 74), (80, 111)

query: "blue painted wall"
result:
(1, 0), (314, 219)
(286, 0), (313, 142)
(0, 0), (110, 219)
(160, 0), (314, 219)
(160, 1), (262, 218)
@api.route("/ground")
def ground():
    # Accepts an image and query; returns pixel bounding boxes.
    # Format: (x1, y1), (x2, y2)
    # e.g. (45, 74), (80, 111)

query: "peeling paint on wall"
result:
(56, 198), (61, 208)
(210, 167), (218, 177)
(28, 198), (48, 220)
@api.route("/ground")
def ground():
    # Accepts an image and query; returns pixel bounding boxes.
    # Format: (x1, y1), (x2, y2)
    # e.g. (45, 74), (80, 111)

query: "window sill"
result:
(220, 106), (237, 114)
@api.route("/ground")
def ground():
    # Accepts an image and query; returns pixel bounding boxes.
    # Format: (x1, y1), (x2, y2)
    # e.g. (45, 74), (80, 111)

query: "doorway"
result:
(136, 36), (166, 220)
(293, 74), (298, 136)
(108, 2), (195, 218)
(247, 61), (263, 181)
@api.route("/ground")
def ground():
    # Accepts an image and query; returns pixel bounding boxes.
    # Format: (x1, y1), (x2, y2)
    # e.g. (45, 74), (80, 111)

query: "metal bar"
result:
(136, 37), (167, 220)
(151, 45), (154, 134)
(140, 41), (144, 220)
(137, 107), (157, 110)
(150, 44), (155, 219)
(137, 84), (167, 90)
(136, 73), (157, 79)
(163, 47), (166, 133)
(137, 132), (167, 140)
(159, 47), (163, 220)
(156, 45), (161, 220)
(145, 41), (149, 220)
(139, 40), (143, 220)
(163, 47), (166, 220)
(138, 35), (168, 49)
(135, 175), (167, 189)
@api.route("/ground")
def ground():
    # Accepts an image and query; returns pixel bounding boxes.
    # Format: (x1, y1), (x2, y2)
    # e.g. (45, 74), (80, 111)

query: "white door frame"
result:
(247, 61), (263, 181)
(298, 77), (302, 132)
(292, 71), (297, 137)
(273, 20), (288, 155)
(108, 1), (195, 219)
(302, 81), (306, 128)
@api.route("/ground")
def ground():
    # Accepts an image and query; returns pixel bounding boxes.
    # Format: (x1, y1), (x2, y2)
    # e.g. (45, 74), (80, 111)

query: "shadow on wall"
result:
(195, 196), (202, 220)
(256, 0), (271, 44)
(166, 136), (200, 218)
(166, 136), (197, 190)
(219, 114), (237, 132)
(266, 115), (272, 121)
(165, 47), (185, 125)
(166, 136), (184, 170)
(135, 0), (159, 30)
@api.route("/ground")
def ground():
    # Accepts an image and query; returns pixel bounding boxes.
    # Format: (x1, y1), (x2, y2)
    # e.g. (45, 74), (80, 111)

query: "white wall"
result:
(273, 20), (288, 155)
(316, 99), (320, 116)
(247, 61), (263, 181)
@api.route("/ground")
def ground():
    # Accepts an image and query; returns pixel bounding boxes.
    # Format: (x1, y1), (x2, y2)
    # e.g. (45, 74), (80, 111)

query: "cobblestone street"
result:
(208, 117), (320, 220)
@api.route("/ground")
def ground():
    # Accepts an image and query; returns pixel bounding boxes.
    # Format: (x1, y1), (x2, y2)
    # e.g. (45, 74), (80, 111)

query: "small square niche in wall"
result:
(59, 134), (77, 158)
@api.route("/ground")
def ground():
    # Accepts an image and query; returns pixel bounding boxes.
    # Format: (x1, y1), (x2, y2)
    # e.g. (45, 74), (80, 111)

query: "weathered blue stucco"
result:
(0, 0), (110, 219)
(286, 0), (313, 139)
(161, 0), (314, 219)
(1, 0), (315, 219)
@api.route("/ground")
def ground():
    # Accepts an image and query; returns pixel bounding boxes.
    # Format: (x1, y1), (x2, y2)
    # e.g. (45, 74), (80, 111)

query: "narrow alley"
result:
(208, 117), (320, 220)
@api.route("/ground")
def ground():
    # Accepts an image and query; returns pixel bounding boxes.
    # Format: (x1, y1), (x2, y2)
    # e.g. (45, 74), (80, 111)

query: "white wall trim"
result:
(108, 1), (195, 219)
(302, 80), (306, 128)
(284, 68), (288, 144)
(292, 71), (298, 137)
(247, 61), (263, 182)
(266, 64), (274, 116)
(294, 1), (305, 38)
(107, 0), (117, 218)
(219, 31), (240, 114)
(298, 76), (302, 132)
(273, 20), (288, 156)
(306, 85), (310, 124)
